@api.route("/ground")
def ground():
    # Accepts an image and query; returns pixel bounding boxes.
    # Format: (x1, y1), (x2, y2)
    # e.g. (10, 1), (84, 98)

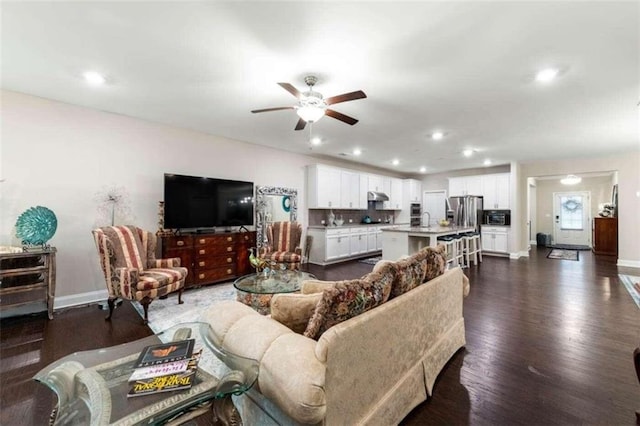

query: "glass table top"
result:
(233, 270), (316, 294)
(33, 322), (258, 425)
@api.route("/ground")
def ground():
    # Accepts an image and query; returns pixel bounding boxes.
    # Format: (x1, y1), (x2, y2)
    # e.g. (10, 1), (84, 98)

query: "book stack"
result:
(127, 339), (202, 398)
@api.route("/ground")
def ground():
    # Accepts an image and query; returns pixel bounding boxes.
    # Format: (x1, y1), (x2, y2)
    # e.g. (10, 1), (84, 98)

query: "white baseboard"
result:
(509, 251), (528, 259)
(617, 259), (640, 268)
(54, 289), (108, 310)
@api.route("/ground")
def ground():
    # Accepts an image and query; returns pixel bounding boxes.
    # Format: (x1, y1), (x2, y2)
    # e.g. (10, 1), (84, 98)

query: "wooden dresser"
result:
(0, 248), (57, 319)
(161, 231), (255, 288)
(592, 217), (618, 256)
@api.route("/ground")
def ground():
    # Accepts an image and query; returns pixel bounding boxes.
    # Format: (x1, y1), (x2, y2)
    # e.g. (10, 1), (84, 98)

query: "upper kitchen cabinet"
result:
(340, 170), (362, 209)
(307, 164), (341, 208)
(481, 173), (510, 209)
(448, 176), (482, 197)
(381, 177), (403, 210)
(403, 179), (422, 203)
(367, 174), (384, 193)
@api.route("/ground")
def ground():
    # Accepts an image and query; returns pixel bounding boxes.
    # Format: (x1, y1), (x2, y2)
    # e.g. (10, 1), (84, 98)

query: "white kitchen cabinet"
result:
(358, 174), (369, 209)
(390, 178), (403, 210)
(340, 170), (361, 209)
(349, 228), (368, 255)
(481, 173), (510, 209)
(307, 165), (341, 208)
(376, 226), (384, 251)
(404, 179), (422, 203)
(367, 227), (378, 252)
(368, 174), (384, 193)
(326, 228), (350, 260)
(481, 226), (509, 253)
(449, 176), (482, 196)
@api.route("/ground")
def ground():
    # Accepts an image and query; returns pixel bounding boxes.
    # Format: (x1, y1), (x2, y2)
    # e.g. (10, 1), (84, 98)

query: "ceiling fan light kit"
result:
(252, 75), (366, 131)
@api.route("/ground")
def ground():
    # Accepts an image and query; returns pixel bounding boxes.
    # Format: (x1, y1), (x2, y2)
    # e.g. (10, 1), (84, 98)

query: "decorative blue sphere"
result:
(15, 206), (58, 245)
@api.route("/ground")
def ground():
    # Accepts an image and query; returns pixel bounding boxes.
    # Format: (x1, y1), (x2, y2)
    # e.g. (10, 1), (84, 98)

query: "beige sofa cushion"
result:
(300, 279), (336, 294)
(304, 266), (395, 340)
(270, 292), (323, 333)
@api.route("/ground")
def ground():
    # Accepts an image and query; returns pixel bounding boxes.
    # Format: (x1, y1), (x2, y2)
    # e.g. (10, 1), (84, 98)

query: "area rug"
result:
(359, 256), (382, 265)
(547, 249), (579, 261)
(132, 282), (236, 333)
(550, 244), (591, 250)
(619, 274), (640, 309)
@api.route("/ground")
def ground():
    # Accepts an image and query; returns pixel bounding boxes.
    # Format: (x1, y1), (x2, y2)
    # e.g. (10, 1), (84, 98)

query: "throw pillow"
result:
(421, 245), (447, 282)
(300, 279), (337, 295)
(304, 270), (394, 340)
(389, 256), (427, 299)
(270, 292), (323, 334)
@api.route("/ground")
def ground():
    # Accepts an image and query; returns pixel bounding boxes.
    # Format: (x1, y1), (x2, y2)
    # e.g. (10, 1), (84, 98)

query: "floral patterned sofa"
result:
(201, 245), (470, 425)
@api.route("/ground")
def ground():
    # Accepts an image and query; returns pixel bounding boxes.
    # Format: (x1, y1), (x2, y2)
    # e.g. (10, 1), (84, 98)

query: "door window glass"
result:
(560, 196), (583, 230)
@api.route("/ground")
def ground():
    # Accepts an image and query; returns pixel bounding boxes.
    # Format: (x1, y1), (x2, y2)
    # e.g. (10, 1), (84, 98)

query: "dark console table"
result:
(161, 231), (255, 288)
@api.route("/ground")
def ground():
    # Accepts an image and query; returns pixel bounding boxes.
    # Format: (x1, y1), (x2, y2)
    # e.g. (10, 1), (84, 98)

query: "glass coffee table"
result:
(33, 322), (258, 425)
(234, 270), (316, 315)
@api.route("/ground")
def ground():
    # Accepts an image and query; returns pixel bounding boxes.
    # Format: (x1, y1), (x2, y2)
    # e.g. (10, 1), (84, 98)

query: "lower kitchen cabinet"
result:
(308, 226), (385, 265)
(481, 226), (509, 254)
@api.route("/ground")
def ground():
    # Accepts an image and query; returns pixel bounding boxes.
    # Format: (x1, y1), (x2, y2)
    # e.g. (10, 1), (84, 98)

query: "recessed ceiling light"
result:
(419, 166), (427, 173)
(431, 132), (444, 140)
(462, 149), (474, 157)
(483, 159), (492, 166)
(392, 159), (399, 166)
(353, 148), (362, 156)
(83, 71), (106, 86)
(536, 68), (558, 83)
(310, 137), (322, 145)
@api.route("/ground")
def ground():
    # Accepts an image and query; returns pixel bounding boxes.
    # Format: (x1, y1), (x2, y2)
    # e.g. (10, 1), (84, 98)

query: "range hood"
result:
(367, 191), (389, 202)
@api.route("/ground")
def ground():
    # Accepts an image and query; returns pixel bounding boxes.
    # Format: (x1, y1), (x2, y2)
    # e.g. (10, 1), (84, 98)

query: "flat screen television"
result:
(164, 174), (254, 230)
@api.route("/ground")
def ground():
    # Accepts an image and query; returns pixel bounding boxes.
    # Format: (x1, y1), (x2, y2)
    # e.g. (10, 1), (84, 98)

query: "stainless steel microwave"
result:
(484, 210), (511, 226)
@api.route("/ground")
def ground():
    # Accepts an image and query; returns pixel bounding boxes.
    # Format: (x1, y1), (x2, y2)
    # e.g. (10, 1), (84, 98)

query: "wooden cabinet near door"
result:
(593, 217), (617, 256)
(161, 231), (256, 288)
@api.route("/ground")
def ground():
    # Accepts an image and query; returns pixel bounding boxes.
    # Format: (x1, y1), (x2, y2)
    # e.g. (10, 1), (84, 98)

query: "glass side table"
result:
(33, 322), (259, 425)
(234, 270), (316, 315)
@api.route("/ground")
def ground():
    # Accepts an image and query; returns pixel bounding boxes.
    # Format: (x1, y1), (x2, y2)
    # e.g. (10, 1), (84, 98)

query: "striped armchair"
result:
(259, 221), (303, 270)
(92, 225), (187, 324)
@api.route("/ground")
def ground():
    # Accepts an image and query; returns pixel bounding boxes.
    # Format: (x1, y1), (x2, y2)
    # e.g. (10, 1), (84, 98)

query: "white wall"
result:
(1, 91), (393, 307)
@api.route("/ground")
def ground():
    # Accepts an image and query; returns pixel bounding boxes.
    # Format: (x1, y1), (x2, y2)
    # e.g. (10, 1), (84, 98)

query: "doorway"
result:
(423, 190), (447, 226)
(552, 191), (591, 246)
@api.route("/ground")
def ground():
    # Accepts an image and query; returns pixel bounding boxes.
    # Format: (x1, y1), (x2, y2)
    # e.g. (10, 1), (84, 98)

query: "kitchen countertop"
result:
(382, 225), (474, 235)
(308, 223), (405, 230)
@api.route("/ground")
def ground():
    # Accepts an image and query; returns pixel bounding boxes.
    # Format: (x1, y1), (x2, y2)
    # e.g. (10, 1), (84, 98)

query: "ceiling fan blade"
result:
(294, 118), (307, 131)
(324, 90), (367, 106)
(251, 106), (294, 113)
(278, 82), (302, 99)
(325, 109), (359, 125)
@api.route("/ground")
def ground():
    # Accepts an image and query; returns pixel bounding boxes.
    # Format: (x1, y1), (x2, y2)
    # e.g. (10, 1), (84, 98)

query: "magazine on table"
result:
(127, 349), (202, 397)
(132, 339), (195, 369)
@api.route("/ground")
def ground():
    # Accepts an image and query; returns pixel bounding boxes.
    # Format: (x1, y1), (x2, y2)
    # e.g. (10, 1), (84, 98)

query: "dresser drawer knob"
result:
(227, 269), (232, 274)
(199, 273), (205, 279)
(199, 239), (206, 244)
(227, 257), (232, 263)
(227, 236), (232, 242)
(199, 249), (206, 255)
(177, 241), (184, 246)
(226, 247), (232, 252)
(199, 261), (205, 267)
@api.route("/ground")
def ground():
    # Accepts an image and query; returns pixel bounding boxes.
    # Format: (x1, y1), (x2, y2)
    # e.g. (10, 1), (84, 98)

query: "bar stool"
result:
(436, 236), (456, 268)
(452, 234), (466, 267)
(463, 232), (482, 266)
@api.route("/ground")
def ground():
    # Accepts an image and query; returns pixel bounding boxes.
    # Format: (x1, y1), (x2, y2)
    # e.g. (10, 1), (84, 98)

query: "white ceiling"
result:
(2, 1), (638, 175)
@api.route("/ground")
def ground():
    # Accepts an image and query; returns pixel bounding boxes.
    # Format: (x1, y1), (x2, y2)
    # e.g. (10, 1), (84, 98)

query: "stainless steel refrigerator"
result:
(448, 195), (483, 232)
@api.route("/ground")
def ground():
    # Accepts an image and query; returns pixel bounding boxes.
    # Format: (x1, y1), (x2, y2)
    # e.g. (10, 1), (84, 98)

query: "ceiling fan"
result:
(251, 75), (367, 131)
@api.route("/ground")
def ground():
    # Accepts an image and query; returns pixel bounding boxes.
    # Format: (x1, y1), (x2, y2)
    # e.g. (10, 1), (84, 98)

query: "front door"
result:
(553, 191), (591, 246)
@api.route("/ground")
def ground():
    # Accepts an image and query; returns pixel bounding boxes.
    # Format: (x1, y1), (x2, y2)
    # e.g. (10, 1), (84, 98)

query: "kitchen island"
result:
(381, 226), (474, 260)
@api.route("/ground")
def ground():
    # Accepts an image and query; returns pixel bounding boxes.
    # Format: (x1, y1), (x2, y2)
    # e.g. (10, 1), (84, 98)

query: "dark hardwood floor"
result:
(1, 247), (639, 425)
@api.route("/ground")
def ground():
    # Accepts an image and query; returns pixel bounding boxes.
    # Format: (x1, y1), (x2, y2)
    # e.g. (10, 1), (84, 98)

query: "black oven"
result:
(484, 210), (511, 226)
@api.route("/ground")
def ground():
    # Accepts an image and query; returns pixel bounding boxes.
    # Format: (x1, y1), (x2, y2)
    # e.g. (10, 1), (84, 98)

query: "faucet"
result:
(422, 211), (431, 228)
